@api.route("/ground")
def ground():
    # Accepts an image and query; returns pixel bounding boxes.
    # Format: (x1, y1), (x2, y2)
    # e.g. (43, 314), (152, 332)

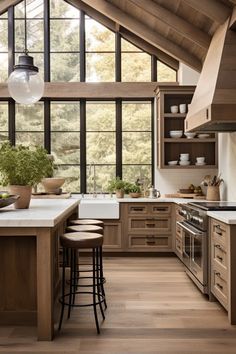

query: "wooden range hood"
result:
(185, 18), (236, 132)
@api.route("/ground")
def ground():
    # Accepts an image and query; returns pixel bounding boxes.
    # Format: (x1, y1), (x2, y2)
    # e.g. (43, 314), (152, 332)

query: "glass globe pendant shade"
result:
(8, 54), (44, 105)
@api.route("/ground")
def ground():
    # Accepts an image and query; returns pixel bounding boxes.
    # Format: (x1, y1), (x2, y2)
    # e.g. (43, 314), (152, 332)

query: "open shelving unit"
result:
(155, 86), (218, 169)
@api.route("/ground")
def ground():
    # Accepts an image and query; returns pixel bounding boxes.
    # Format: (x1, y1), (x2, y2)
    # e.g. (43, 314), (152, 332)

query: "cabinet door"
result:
(103, 221), (122, 250)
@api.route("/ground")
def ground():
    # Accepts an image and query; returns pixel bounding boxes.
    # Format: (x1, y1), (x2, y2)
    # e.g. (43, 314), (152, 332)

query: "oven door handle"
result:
(176, 221), (204, 236)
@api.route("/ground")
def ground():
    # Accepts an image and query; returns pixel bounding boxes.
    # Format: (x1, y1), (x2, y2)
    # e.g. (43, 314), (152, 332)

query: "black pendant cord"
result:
(24, 0), (28, 55)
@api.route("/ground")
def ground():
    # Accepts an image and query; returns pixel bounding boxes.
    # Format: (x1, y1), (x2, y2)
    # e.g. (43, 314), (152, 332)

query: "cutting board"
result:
(164, 193), (205, 199)
(32, 192), (71, 199)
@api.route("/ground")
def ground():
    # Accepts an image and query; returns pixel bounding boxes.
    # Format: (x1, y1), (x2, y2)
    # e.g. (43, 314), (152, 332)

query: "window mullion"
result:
(80, 99), (86, 193)
(80, 10), (85, 81)
(116, 98), (122, 178)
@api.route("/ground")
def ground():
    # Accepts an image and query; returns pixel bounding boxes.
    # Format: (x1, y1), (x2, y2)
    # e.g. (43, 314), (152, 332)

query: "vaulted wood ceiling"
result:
(1, 0), (236, 72)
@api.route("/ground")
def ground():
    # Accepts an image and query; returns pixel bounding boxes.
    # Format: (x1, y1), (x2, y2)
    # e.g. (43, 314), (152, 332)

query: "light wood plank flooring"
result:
(1, 256), (236, 353)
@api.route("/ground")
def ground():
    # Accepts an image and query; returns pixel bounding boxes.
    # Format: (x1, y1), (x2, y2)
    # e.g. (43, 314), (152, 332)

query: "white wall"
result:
(154, 63), (217, 195)
(218, 133), (236, 201)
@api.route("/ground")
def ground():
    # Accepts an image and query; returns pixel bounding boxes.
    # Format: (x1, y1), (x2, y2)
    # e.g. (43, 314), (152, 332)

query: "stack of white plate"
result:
(179, 153), (190, 166)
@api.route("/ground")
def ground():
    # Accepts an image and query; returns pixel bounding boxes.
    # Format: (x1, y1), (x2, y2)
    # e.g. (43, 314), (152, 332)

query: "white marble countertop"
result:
(0, 199), (79, 227)
(207, 211), (236, 225)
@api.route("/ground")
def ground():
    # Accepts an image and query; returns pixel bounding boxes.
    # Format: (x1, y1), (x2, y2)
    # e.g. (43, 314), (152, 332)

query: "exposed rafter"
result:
(229, 5), (236, 30)
(0, 0), (21, 15)
(76, 0), (202, 71)
(128, 0), (211, 49)
(66, 0), (179, 70)
(182, 0), (232, 24)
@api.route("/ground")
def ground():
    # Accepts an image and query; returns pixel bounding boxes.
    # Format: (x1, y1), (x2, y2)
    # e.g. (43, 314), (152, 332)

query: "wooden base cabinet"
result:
(122, 203), (173, 252)
(210, 218), (236, 324)
(175, 205), (184, 260)
(102, 220), (122, 251)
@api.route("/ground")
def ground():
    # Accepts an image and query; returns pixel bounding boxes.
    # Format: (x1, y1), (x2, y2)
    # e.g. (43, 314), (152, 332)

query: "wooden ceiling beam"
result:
(128, 0), (211, 49)
(229, 6), (236, 30)
(0, 0), (21, 15)
(182, 0), (232, 24)
(77, 0), (202, 71)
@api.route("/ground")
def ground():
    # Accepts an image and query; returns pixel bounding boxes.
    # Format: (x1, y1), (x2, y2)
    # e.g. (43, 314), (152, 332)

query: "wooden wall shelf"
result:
(155, 86), (218, 169)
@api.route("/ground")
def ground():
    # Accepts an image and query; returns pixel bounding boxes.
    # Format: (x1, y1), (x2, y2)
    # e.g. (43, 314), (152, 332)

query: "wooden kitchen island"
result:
(0, 199), (79, 341)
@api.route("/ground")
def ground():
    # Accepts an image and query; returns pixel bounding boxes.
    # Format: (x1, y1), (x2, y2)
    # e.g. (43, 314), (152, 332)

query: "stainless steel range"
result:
(177, 201), (236, 295)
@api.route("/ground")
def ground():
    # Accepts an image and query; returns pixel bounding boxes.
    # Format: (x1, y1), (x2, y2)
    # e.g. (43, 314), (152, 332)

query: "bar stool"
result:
(70, 219), (104, 227)
(67, 224), (107, 309)
(58, 232), (105, 334)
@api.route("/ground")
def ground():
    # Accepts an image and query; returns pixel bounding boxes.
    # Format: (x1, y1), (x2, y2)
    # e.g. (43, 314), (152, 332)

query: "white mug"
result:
(179, 104), (187, 114)
(170, 105), (178, 114)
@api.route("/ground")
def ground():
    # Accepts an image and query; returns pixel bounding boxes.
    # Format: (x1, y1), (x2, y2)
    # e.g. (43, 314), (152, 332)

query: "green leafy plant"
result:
(107, 177), (127, 193)
(127, 183), (141, 193)
(0, 142), (54, 186)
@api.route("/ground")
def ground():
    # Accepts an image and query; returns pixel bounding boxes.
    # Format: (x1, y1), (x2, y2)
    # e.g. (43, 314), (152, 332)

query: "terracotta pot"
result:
(41, 178), (65, 193)
(206, 186), (220, 201)
(115, 189), (124, 198)
(9, 185), (32, 209)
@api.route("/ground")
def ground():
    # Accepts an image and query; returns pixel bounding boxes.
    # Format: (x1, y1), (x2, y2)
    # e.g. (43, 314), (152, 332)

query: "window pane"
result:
(51, 53), (79, 82)
(123, 132), (151, 164)
(50, 0), (80, 19)
(87, 165), (116, 193)
(86, 102), (115, 131)
(15, 132), (44, 147)
(158, 61), (176, 82)
(51, 132), (80, 164)
(50, 19), (79, 52)
(0, 133), (8, 143)
(86, 18), (115, 52)
(121, 38), (141, 52)
(16, 103), (44, 131)
(55, 165), (80, 193)
(15, 0), (44, 19)
(122, 102), (151, 131)
(51, 102), (80, 131)
(0, 20), (8, 51)
(0, 53), (8, 82)
(87, 132), (115, 164)
(86, 53), (115, 82)
(122, 53), (151, 81)
(123, 165), (151, 184)
(15, 20), (44, 52)
(0, 102), (8, 131)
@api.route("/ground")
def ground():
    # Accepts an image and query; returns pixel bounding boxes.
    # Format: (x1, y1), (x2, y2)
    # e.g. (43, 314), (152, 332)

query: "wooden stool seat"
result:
(67, 224), (103, 234)
(61, 232), (103, 249)
(70, 219), (104, 226)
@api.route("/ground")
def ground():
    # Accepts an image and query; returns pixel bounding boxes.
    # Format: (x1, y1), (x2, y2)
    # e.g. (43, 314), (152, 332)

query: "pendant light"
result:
(7, 0), (44, 105)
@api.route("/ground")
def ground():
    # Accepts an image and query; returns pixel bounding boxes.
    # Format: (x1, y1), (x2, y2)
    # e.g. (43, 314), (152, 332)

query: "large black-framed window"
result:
(1, 0), (177, 192)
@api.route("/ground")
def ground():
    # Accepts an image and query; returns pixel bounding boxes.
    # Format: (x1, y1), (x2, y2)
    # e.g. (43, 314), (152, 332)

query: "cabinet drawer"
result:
(176, 236), (183, 253)
(128, 204), (148, 215)
(128, 234), (171, 249)
(176, 222), (183, 238)
(150, 204), (171, 215)
(211, 267), (228, 310)
(211, 219), (229, 247)
(212, 242), (227, 270)
(128, 217), (171, 233)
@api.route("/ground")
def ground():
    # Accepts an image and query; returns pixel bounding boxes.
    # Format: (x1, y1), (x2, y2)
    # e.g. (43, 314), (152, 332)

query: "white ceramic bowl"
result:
(196, 157), (205, 163)
(180, 153), (189, 161)
(197, 134), (210, 139)
(168, 160), (178, 165)
(179, 160), (190, 166)
(170, 105), (178, 113)
(184, 132), (196, 139)
(169, 130), (183, 138)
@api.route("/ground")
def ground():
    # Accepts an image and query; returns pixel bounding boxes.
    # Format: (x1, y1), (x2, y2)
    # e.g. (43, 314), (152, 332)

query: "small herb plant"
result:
(128, 183), (141, 193)
(107, 177), (127, 193)
(0, 142), (54, 186)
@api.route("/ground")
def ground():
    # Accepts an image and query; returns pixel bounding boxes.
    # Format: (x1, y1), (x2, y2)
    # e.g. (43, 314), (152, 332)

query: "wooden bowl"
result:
(129, 192), (141, 198)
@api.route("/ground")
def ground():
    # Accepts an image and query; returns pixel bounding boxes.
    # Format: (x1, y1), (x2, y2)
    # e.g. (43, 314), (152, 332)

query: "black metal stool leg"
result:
(92, 248), (100, 334)
(68, 248), (74, 319)
(58, 247), (66, 330)
(96, 247), (105, 320)
(72, 249), (78, 305)
(99, 246), (107, 309)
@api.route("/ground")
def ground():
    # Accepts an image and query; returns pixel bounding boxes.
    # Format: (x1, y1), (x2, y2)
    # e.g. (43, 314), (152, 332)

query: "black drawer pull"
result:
(215, 272), (221, 277)
(216, 255), (223, 262)
(214, 225), (223, 236)
(215, 244), (223, 251)
(216, 283), (223, 290)
(132, 207), (144, 212)
(153, 207), (167, 211)
(146, 223), (155, 228)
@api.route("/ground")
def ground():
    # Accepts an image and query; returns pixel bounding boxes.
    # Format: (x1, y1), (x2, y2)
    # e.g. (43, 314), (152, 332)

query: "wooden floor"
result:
(1, 256), (236, 353)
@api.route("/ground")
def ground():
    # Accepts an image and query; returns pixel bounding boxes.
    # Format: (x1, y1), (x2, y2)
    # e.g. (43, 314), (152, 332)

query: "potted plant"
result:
(127, 183), (142, 198)
(0, 142), (54, 209)
(107, 177), (127, 198)
(41, 155), (65, 194)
